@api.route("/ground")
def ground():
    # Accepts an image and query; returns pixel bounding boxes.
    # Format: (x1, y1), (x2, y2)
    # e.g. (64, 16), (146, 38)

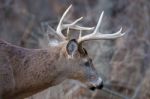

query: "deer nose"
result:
(95, 77), (103, 89)
(96, 80), (103, 89)
(90, 77), (103, 90)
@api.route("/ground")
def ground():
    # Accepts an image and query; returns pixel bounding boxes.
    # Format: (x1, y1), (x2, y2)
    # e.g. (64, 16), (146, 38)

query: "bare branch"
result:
(102, 87), (130, 99)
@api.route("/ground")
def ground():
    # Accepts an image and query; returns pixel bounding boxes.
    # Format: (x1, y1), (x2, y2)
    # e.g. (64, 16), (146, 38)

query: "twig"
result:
(102, 87), (130, 99)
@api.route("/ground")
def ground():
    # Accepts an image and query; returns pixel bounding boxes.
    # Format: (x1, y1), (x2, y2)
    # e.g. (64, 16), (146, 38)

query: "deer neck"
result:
(5, 44), (68, 98)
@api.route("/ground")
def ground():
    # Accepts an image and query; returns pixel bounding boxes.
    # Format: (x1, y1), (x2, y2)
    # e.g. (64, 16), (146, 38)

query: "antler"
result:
(53, 5), (125, 42)
(56, 5), (94, 40)
(78, 11), (126, 43)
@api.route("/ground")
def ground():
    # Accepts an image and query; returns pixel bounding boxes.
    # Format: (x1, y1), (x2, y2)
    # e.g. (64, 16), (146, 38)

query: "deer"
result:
(0, 5), (125, 99)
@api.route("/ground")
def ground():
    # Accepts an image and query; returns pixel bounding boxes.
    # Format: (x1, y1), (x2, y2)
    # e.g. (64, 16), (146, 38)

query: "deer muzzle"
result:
(89, 77), (103, 90)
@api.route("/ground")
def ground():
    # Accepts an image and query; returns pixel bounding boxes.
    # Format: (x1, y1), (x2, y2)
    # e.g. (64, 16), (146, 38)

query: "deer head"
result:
(47, 5), (125, 90)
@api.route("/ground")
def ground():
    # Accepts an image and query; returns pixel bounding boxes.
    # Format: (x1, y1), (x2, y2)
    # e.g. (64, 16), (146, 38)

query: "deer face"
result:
(47, 5), (125, 90)
(63, 39), (103, 90)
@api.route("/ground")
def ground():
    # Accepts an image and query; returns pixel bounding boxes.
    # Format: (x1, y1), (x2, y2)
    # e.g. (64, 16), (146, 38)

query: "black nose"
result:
(90, 86), (96, 91)
(89, 81), (104, 91)
(97, 81), (103, 89)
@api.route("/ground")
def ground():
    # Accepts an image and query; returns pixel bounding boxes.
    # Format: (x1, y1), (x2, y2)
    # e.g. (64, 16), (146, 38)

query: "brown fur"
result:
(0, 39), (100, 99)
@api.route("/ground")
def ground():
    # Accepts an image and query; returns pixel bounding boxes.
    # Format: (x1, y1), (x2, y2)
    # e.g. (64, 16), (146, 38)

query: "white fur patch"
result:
(48, 40), (59, 46)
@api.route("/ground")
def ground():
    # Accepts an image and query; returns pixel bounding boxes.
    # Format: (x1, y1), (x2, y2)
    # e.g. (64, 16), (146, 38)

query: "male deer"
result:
(0, 5), (125, 99)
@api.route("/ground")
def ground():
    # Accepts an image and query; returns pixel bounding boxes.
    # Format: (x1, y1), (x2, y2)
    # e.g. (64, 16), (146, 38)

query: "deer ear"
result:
(66, 39), (78, 58)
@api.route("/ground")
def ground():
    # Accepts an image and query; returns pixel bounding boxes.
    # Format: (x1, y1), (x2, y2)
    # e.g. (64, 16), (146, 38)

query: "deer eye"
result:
(84, 61), (90, 67)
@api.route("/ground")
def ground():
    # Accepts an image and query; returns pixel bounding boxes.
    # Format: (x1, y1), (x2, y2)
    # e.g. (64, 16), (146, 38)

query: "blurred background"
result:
(0, 0), (150, 99)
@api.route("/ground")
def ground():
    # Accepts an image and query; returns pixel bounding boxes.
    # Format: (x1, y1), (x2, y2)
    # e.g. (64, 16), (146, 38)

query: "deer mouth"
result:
(89, 86), (96, 91)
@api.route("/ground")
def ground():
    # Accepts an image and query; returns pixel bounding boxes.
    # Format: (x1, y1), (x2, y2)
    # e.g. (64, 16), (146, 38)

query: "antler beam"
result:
(78, 11), (126, 43)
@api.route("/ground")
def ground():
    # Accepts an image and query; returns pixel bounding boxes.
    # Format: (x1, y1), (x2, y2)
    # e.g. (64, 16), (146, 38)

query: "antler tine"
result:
(65, 17), (83, 27)
(56, 5), (95, 41)
(93, 11), (104, 34)
(63, 17), (94, 31)
(78, 11), (126, 43)
(66, 24), (94, 31)
(56, 5), (72, 40)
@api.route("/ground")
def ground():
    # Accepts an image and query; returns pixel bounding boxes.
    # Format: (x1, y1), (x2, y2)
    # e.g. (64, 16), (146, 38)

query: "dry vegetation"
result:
(0, 0), (150, 99)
